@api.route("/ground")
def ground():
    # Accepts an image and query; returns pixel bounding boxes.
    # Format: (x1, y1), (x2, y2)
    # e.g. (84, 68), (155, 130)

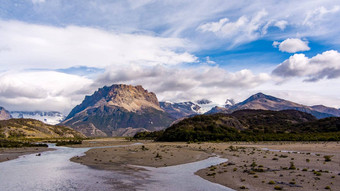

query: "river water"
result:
(0, 144), (234, 191)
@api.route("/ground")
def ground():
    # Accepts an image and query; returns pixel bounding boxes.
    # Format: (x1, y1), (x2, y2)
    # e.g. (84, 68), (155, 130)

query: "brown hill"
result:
(0, 118), (85, 139)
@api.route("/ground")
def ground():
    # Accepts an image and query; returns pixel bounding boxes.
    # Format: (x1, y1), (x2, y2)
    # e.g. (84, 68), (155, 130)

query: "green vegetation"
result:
(55, 139), (82, 146)
(0, 139), (48, 148)
(324, 155), (333, 162)
(134, 130), (164, 140)
(154, 110), (340, 142)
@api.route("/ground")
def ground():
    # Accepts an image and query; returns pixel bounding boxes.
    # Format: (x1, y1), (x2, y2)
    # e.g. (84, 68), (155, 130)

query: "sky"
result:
(1, 0), (340, 114)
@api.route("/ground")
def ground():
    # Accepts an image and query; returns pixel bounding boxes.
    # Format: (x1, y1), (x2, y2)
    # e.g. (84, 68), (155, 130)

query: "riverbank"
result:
(196, 142), (340, 191)
(72, 140), (340, 190)
(0, 147), (54, 162)
(70, 141), (212, 171)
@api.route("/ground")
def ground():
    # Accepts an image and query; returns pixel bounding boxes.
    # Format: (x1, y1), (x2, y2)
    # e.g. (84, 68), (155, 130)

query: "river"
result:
(0, 144), (233, 191)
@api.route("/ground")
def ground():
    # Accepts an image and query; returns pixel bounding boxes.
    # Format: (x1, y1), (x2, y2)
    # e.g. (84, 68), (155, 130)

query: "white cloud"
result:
(32, 0), (45, 4)
(197, 10), (269, 47)
(272, 50), (340, 81)
(96, 64), (271, 103)
(0, 20), (197, 70)
(0, 71), (93, 113)
(274, 38), (310, 53)
(272, 41), (280, 48)
(274, 20), (288, 30)
(303, 6), (340, 26)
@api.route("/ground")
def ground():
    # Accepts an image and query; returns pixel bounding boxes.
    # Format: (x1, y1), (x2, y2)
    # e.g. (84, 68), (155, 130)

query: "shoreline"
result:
(0, 147), (55, 162)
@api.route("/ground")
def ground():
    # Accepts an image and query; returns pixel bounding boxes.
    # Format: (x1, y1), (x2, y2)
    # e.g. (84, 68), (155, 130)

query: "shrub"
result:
(324, 155), (333, 162)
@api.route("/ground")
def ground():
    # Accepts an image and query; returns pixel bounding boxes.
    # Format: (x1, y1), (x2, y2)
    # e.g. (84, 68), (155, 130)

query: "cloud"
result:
(0, 71), (93, 113)
(197, 10), (269, 47)
(0, 20), (197, 70)
(273, 38), (310, 53)
(303, 6), (340, 26)
(274, 20), (288, 30)
(272, 50), (340, 81)
(32, 0), (45, 4)
(96, 64), (271, 103)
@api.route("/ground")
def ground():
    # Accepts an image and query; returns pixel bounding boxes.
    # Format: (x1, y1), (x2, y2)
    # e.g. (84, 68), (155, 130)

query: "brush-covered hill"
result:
(0, 118), (85, 139)
(156, 110), (340, 142)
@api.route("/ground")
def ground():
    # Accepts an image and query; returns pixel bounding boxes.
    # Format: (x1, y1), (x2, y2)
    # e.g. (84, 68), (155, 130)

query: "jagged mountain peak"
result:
(62, 84), (174, 137)
(66, 84), (161, 120)
(243, 92), (283, 103)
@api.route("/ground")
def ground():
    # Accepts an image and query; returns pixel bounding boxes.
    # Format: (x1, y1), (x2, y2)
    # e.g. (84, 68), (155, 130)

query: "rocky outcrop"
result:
(0, 107), (12, 120)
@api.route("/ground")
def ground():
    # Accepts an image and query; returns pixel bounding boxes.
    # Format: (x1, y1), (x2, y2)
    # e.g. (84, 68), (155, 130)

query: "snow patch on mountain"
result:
(10, 111), (65, 125)
(194, 99), (223, 114)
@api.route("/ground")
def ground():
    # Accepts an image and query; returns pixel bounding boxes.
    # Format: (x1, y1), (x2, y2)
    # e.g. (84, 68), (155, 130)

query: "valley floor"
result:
(1, 139), (339, 190)
(72, 139), (340, 191)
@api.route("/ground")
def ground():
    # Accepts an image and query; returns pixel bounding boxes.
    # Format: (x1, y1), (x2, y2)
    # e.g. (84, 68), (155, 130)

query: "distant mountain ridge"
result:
(62, 84), (174, 137)
(208, 93), (338, 119)
(10, 111), (65, 125)
(160, 101), (200, 119)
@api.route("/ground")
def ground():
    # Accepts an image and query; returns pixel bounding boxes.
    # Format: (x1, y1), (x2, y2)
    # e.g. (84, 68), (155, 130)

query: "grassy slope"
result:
(0, 118), (85, 139)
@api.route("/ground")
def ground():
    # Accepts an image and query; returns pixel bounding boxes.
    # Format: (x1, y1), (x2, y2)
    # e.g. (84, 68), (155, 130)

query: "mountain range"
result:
(224, 93), (338, 119)
(10, 111), (65, 125)
(1, 83), (339, 138)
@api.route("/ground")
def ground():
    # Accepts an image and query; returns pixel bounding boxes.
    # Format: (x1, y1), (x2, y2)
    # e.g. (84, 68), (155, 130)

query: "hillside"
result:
(156, 110), (340, 142)
(62, 84), (174, 137)
(0, 118), (85, 139)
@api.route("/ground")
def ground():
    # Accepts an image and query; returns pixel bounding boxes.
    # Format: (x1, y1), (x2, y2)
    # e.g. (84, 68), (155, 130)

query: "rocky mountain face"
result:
(311, 105), (340, 117)
(10, 111), (65, 125)
(0, 118), (85, 139)
(207, 93), (335, 119)
(62, 84), (174, 137)
(160, 101), (201, 119)
(224, 99), (235, 108)
(0, 107), (12, 120)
